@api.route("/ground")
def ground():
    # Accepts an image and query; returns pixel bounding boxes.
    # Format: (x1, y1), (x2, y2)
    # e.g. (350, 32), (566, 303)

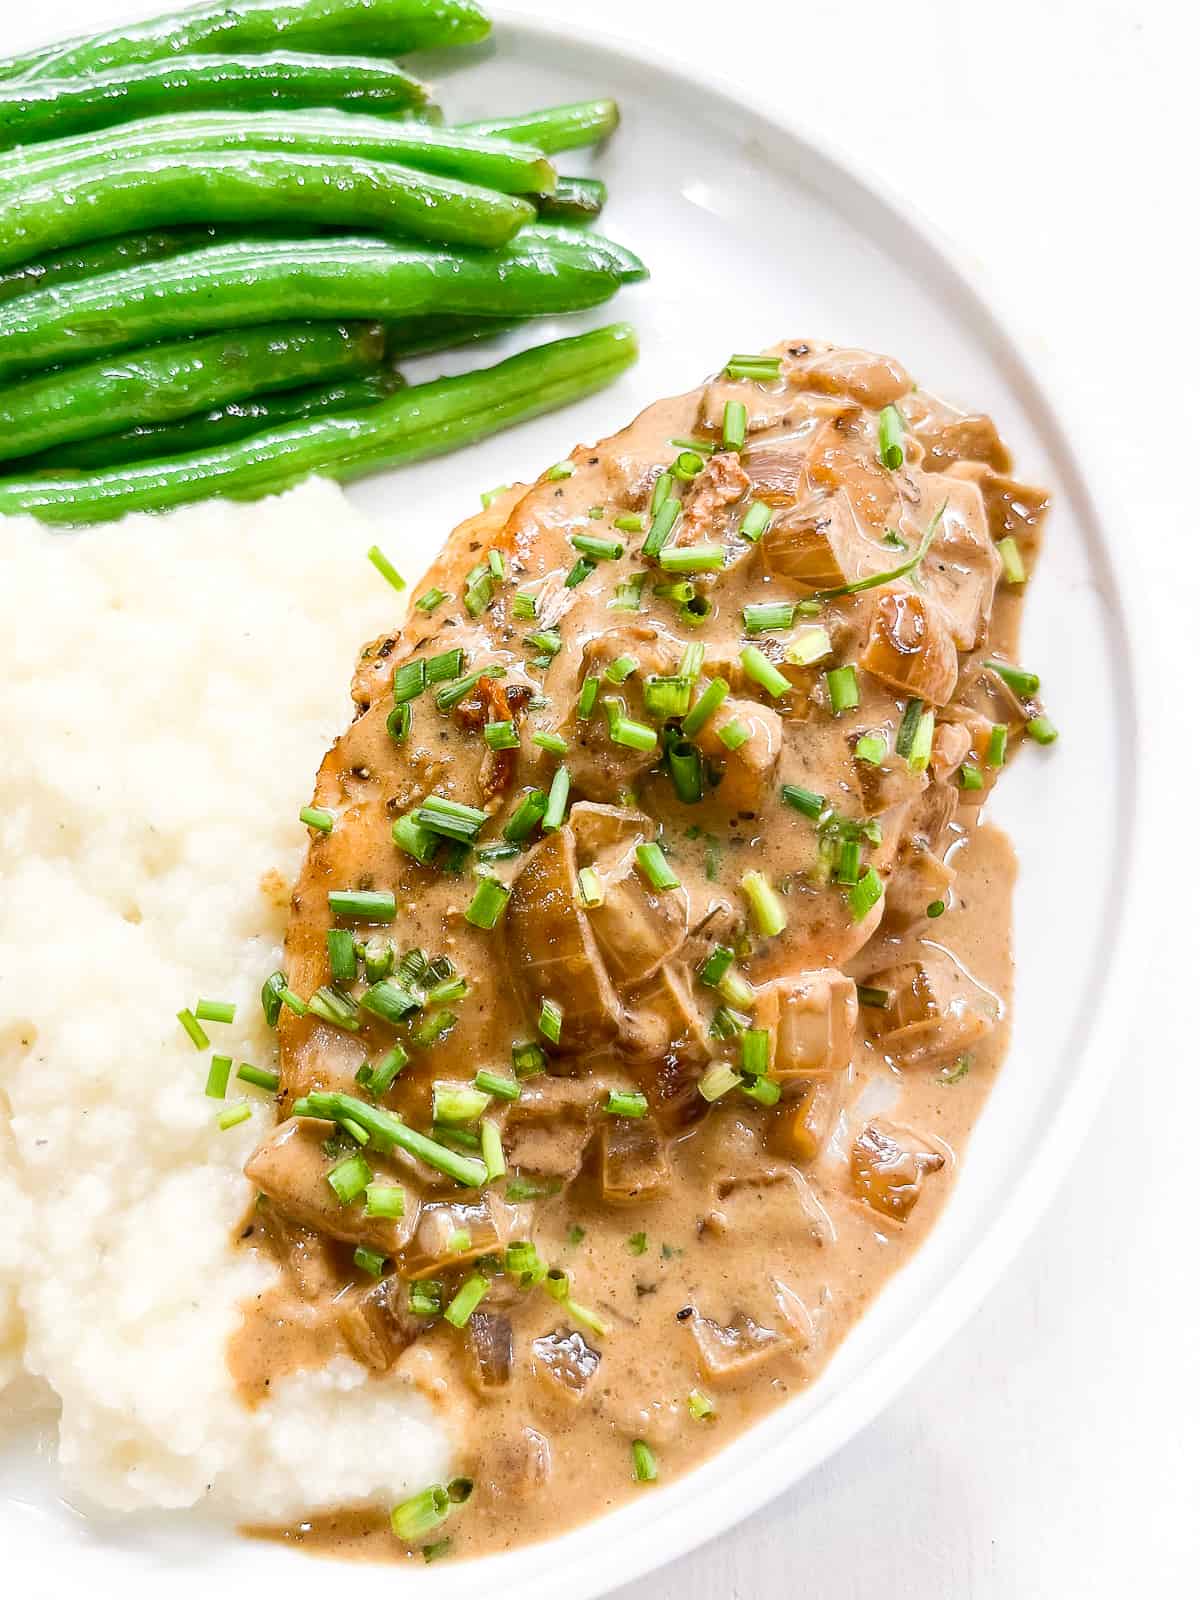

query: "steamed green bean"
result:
(459, 100), (620, 155)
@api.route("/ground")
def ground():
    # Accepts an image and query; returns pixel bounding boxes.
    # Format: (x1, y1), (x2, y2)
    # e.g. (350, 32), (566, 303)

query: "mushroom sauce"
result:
(232, 339), (1049, 1562)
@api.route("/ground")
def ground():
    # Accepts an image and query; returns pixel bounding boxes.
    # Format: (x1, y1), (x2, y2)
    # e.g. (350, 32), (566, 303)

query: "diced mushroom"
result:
(910, 410), (1012, 475)
(404, 1194), (520, 1278)
(693, 697), (783, 817)
(464, 1310), (513, 1393)
(335, 1274), (431, 1372)
(861, 588), (960, 706)
(850, 1121), (945, 1222)
(531, 1326), (601, 1402)
(881, 843), (956, 931)
(708, 1166), (834, 1247)
(689, 1311), (790, 1382)
(569, 800), (650, 863)
(946, 462), (1051, 545)
(601, 1116), (672, 1202)
(914, 479), (1000, 651)
(761, 489), (874, 588)
(788, 1080), (840, 1163)
(255, 1201), (344, 1301)
(930, 721), (973, 784)
(755, 969), (858, 1079)
(245, 1117), (417, 1255)
(506, 827), (622, 1054)
(504, 1116), (594, 1183)
(861, 951), (998, 1067)
(789, 345), (913, 410)
(585, 870), (688, 988)
(623, 961), (711, 1064)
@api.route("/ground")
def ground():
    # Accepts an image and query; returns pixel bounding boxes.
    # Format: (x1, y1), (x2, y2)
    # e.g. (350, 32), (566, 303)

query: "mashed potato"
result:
(0, 483), (452, 1518)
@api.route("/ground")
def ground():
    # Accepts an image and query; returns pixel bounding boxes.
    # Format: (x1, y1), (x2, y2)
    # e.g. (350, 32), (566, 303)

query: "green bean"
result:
(459, 100), (620, 155)
(0, 322), (637, 525)
(0, 321), (385, 464)
(0, 234), (629, 382)
(0, 110), (556, 199)
(519, 223), (648, 283)
(537, 175), (608, 222)
(0, 0), (490, 83)
(384, 314), (527, 359)
(0, 53), (429, 152)
(25, 373), (404, 472)
(0, 150), (536, 270)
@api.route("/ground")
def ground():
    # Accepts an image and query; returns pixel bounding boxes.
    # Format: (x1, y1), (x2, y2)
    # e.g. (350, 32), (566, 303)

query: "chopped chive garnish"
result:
(327, 1152), (371, 1205)
(669, 436), (716, 456)
(614, 512), (647, 533)
(718, 967), (755, 1008)
(428, 648), (465, 684)
(393, 658), (427, 703)
(444, 1272), (489, 1328)
(826, 664), (860, 715)
(577, 675), (601, 718)
(409, 1280), (443, 1318)
(855, 733), (887, 765)
(739, 500), (772, 542)
(217, 1101), (251, 1130)
(627, 1231), (648, 1255)
(236, 1062), (279, 1092)
(835, 836), (861, 886)
(717, 718), (751, 751)
(504, 789), (548, 842)
(698, 945), (735, 987)
(484, 719), (520, 752)
(631, 1439), (658, 1483)
(295, 1090), (486, 1186)
(740, 1029), (770, 1076)
(927, 900), (947, 920)
(434, 663), (506, 713)
(741, 870), (787, 937)
(744, 600), (796, 634)
(565, 556), (595, 588)
(811, 502), (947, 600)
(532, 729), (568, 756)
(679, 642), (705, 681)
(538, 998), (563, 1044)
(415, 795), (487, 842)
(367, 545), (406, 591)
(681, 676), (730, 735)
(506, 1175), (561, 1202)
(205, 1054), (232, 1098)
(1026, 713), (1058, 745)
(636, 842), (680, 891)
(606, 1089), (649, 1118)
(480, 483), (510, 509)
(724, 353), (782, 381)
(959, 762), (984, 791)
(985, 658), (1040, 697)
(326, 927), (357, 986)
(426, 974), (468, 1006)
(643, 674), (691, 719)
(847, 866), (884, 922)
(587, 505), (605, 519)
(895, 697), (924, 758)
(411, 1007), (458, 1048)
(907, 708), (935, 772)
(643, 494), (682, 559)
(329, 889), (396, 923)
(488, 548), (506, 580)
(997, 535), (1026, 584)
(741, 645), (791, 699)
(781, 784), (826, 820)
(576, 865), (605, 907)
(390, 1485), (450, 1542)
(986, 723), (1008, 767)
(546, 460), (575, 481)
(857, 983), (892, 1009)
(605, 653), (638, 683)
(657, 543), (724, 574)
(667, 739), (704, 803)
(699, 1061), (741, 1101)
(480, 1117), (506, 1181)
(392, 812), (439, 864)
(261, 972), (286, 1028)
(722, 399), (748, 451)
(177, 1009), (209, 1051)
(360, 978), (422, 1027)
(670, 449), (706, 482)
(512, 1039), (546, 1077)
(474, 1069), (520, 1102)
(526, 627), (562, 658)
(307, 985), (360, 1032)
(785, 625), (832, 666)
(433, 1081), (491, 1125)
(364, 1181), (406, 1219)
(938, 1054), (972, 1085)
(386, 702), (412, 744)
(609, 572), (647, 612)
(367, 1045), (409, 1096)
(463, 563), (493, 617)
(415, 587), (446, 613)
(571, 533), (624, 561)
(740, 1074), (781, 1107)
(610, 716), (658, 752)
(877, 404), (905, 470)
(353, 1247), (387, 1277)
(194, 998), (236, 1025)
(650, 470), (672, 515)
(298, 805), (334, 833)
(688, 1389), (716, 1421)
(543, 765), (571, 831)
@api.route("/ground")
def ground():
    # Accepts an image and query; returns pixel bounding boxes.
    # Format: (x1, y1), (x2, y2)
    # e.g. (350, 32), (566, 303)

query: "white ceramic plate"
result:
(0, 7), (1148, 1598)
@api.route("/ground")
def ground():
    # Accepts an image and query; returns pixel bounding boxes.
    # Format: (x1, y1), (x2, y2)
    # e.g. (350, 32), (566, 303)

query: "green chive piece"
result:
(636, 842), (680, 892)
(643, 494), (682, 559)
(529, 729), (566, 756)
(927, 899), (947, 919)
(366, 1044), (410, 1096)
(386, 702), (412, 743)
(408, 1281), (442, 1318)
(610, 716), (658, 752)
(739, 500), (772, 542)
(785, 625), (832, 666)
(855, 733), (887, 765)
(512, 1039), (547, 1078)
(576, 865), (605, 907)
(959, 762), (984, 791)
(546, 460), (575, 481)
(432, 1081), (491, 1125)
(504, 789), (549, 842)
(826, 664), (860, 715)
(577, 675), (601, 718)
(986, 723), (1009, 767)
(895, 697), (925, 758)
(543, 765), (571, 831)
(299, 805), (334, 833)
(392, 812), (439, 864)
(261, 972), (286, 1028)
(643, 675), (692, 719)
(997, 535), (1026, 584)
(427, 648), (465, 684)
(856, 983), (892, 1009)
(682, 677), (730, 735)
(217, 1101), (251, 1130)
(670, 449), (706, 482)
(480, 1117), (506, 1182)
(475, 1069), (520, 1102)
(609, 572), (647, 612)
(307, 985), (360, 1032)
(177, 1009), (209, 1051)
(627, 1231), (649, 1255)
(614, 513), (647, 533)
(688, 1389), (716, 1421)
(393, 658), (427, 703)
(444, 1272), (489, 1329)
(294, 1090), (487, 1187)
(205, 1054), (232, 1098)
(480, 483), (510, 509)
(741, 645), (790, 699)
(679, 642), (705, 681)
(657, 543), (724, 574)
(740, 1073), (781, 1107)
(717, 718), (751, 752)
(390, 1485), (450, 1542)
(907, 708), (936, 772)
(847, 866), (884, 922)
(434, 664), (507, 714)
(327, 1152), (371, 1205)
(464, 877), (510, 930)
(463, 562), (493, 617)
(810, 502), (947, 601)
(367, 545), (406, 591)
(724, 353), (783, 381)
(744, 600), (796, 634)
(631, 1439), (658, 1483)
(326, 927), (357, 986)
(353, 1247), (387, 1278)
(485, 719), (520, 751)
(415, 795), (488, 842)
(781, 784), (826, 820)
(722, 399), (748, 452)
(1026, 713), (1058, 745)
(877, 405), (905, 470)
(364, 1182), (406, 1219)
(538, 998), (563, 1044)
(329, 889), (396, 923)
(605, 654), (638, 684)
(565, 556), (595, 588)
(415, 588), (446, 614)
(698, 946), (735, 987)
(526, 627), (562, 658)
(571, 533), (624, 561)
(194, 998), (235, 1025)
(985, 658), (1040, 697)
(605, 1089), (649, 1118)
(488, 548), (506, 580)
(835, 836), (861, 886)
(236, 1062), (279, 1093)
(741, 869), (787, 937)
(667, 739), (704, 804)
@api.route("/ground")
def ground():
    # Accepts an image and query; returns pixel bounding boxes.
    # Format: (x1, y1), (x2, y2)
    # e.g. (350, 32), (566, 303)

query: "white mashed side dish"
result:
(0, 482), (453, 1519)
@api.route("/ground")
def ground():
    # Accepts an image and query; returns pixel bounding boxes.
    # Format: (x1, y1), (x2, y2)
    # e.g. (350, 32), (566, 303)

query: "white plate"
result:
(1, 7), (1149, 1598)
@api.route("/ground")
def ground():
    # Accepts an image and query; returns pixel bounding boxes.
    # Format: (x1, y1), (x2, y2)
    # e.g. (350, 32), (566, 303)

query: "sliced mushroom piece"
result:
(600, 1115), (672, 1202)
(789, 344), (913, 410)
(689, 1311), (790, 1383)
(503, 1076), (603, 1182)
(623, 961), (711, 1064)
(506, 826), (622, 1055)
(464, 1310), (514, 1393)
(584, 862), (687, 989)
(335, 1273), (431, 1372)
(788, 1079), (841, 1164)
(861, 588), (960, 707)
(882, 843), (956, 932)
(861, 951), (998, 1067)
(850, 1121), (945, 1222)
(531, 1326), (601, 1402)
(693, 696), (783, 818)
(761, 489), (876, 588)
(913, 478), (1000, 651)
(910, 410), (1013, 475)
(245, 1117), (417, 1255)
(755, 969), (858, 1079)
(254, 1200), (344, 1301)
(708, 1165), (834, 1247)
(569, 799), (651, 863)
(946, 461), (1051, 545)
(404, 1193), (521, 1278)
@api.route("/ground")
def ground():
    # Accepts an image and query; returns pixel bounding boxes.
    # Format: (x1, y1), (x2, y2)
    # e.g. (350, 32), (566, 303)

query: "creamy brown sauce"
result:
(230, 339), (1046, 1563)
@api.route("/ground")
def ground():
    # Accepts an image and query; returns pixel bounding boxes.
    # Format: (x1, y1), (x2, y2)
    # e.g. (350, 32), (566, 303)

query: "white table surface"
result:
(7, 2), (1197, 1593)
